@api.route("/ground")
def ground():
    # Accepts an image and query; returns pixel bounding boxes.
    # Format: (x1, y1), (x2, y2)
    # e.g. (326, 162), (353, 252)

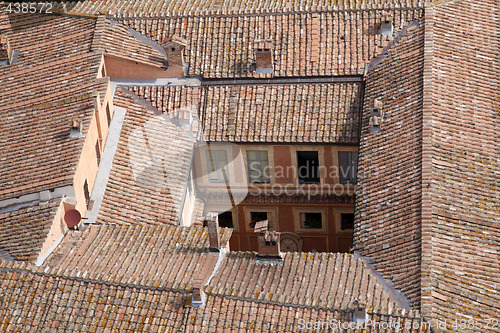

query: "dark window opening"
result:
(247, 150), (270, 183)
(83, 180), (91, 209)
(302, 212), (322, 229)
(249, 211), (267, 229)
(218, 211), (233, 228)
(341, 213), (354, 230)
(95, 141), (101, 166)
(297, 151), (319, 184)
(339, 151), (358, 184)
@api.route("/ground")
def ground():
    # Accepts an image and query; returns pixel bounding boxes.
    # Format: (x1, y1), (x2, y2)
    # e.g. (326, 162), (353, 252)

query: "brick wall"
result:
(354, 23), (425, 307)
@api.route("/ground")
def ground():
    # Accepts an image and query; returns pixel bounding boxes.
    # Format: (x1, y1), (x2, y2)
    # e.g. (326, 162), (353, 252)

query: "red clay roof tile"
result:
(0, 198), (61, 261)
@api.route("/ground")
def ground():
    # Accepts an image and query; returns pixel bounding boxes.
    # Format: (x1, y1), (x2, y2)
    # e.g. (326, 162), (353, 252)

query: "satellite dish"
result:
(64, 209), (81, 228)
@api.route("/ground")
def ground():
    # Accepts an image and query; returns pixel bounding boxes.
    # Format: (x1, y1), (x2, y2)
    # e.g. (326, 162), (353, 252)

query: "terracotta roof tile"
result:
(0, 198), (61, 261)
(202, 83), (363, 143)
(0, 12), (104, 199)
(134, 82), (363, 143)
(207, 252), (402, 314)
(119, 8), (424, 78)
(48, 0), (427, 18)
(43, 224), (232, 289)
(0, 253), (430, 332)
(354, 20), (424, 307)
(92, 15), (165, 67)
(354, 0), (499, 326)
(96, 88), (198, 226)
(419, 0), (500, 327)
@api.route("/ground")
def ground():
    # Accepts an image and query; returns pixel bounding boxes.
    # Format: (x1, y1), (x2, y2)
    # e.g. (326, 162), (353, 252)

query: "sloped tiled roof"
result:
(44, 224), (232, 288)
(207, 252), (406, 314)
(96, 88), (198, 226)
(0, 12), (103, 199)
(202, 82), (363, 143)
(0, 11), (167, 200)
(92, 15), (165, 67)
(120, 8), (424, 78)
(354, 0), (500, 327)
(0, 222), (430, 332)
(354, 21), (424, 306)
(134, 82), (363, 143)
(46, 0), (426, 18)
(0, 261), (430, 332)
(419, 0), (500, 327)
(0, 198), (61, 261)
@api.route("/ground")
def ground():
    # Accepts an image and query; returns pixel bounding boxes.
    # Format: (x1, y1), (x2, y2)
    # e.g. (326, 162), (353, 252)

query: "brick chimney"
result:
(0, 35), (12, 65)
(254, 220), (282, 260)
(191, 279), (205, 307)
(205, 214), (220, 253)
(254, 40), (274, 75)
(163, 35), (188, 68)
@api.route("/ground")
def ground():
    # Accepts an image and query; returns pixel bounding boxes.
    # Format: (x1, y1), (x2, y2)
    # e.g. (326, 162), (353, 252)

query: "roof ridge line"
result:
(0, 265), (190, 293)
(365, 19), (422, 74)
(116, 86), (163, 116)
(201, 76), (363, 87)
(115, 6), (426, 20)
(353, 251), (413, 310)
(203, 289), (422, 319)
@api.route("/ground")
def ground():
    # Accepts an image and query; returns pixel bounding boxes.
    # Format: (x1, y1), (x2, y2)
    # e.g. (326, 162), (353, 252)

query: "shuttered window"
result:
(95, 141), (101, 166)
(83, 180), (91, 209)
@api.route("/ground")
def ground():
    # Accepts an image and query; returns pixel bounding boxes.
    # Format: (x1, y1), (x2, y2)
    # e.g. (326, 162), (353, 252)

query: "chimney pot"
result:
(380, 16), (394, 37)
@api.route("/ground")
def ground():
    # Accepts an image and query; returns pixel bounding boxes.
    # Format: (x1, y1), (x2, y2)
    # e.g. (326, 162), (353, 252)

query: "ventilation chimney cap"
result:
(352, 299), (368, 324)
(69, 119), (82, 138)
(254, 40), (274, 74)
(0, 34), (12, 66)
(380, 15), (394, 37)
(256, 231), (282, 261)
(191, 279), (205, 307)
(205, 214), (220, 253)
(163, 35), (188, 69)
